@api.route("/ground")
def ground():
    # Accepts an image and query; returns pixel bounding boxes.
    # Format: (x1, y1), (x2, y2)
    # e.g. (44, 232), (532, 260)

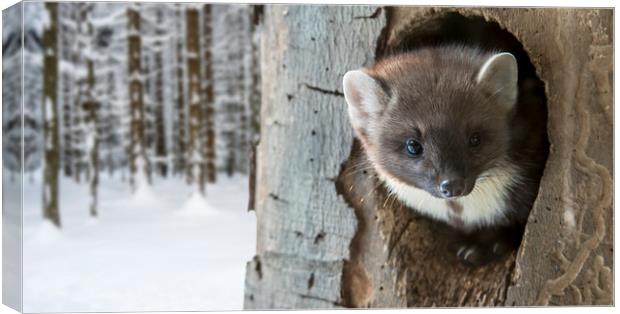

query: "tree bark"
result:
(236, 8), (250, 175)
(185, 7), (206, 194)
(42, 2), (61, 227)
(244, 6), (613, 308)
(202, 4), (217, 184)
(71, 4), (88, 183)
(59, 3), (77, 178)
(153, 7), (168, 178)
(248, 6), (262, 140)
(75, 4), (99, 217)
(127, 6), (150, 191)
(247, 5), (262, 212)
(244, 5), (385, 309)
(173, 5), (187, 176)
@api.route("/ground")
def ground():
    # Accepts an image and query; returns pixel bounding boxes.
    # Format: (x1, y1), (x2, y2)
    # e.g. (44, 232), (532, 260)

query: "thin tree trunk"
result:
(127, 6), (149, 191)
(61, 70), (72, 177)
(202, 4), (216, 183)
(42, 2), (61, 227)
(73, 4), (99, 217)
(174, 5), (187, 176)
(238, 72), (248, 172)
(72, 5), (86, 184)
(249, 6), (262, 140)
(142, 53), (153, 179)
(154, 28), (167, 177)
(246, 6), (262, 212)
(185, 7), (205, 194)
(84, 59), (98, 217)
(59, 3), (75, 178)
(236, 8), (250, 175)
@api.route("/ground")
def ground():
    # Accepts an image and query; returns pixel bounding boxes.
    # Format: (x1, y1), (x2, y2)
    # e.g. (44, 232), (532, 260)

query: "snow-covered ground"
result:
(19, 174), (256, 312)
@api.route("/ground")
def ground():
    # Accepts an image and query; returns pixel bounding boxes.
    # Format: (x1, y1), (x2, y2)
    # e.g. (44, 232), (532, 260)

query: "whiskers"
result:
(342, 159), (376, 178)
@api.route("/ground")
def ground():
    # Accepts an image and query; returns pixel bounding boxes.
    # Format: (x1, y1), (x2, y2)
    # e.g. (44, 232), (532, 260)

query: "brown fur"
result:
(344, 45), (549, 265)
(356, 45), (547, 226)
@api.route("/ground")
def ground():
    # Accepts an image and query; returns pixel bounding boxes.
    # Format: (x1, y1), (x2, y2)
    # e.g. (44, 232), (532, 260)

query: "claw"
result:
(457, 246), (467, 257)
(463, 248), (475, 261)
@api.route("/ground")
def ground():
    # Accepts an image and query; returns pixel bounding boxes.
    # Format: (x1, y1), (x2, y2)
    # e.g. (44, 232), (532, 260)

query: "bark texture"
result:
(42, 2), (60, 227)
(202, 4), (217, 183)
(185, 7), (205, 193)
(77, 5), (99, 218)
(127, 6), (149, 191)
(245, 6), (612, 308)
(153, 7), (168, 178)
(173, 5), (187, 175)
(244, 5), (386, 309)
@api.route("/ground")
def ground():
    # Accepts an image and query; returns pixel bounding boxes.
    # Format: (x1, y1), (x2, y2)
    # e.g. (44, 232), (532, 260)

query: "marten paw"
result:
(455, 240), (510, 266)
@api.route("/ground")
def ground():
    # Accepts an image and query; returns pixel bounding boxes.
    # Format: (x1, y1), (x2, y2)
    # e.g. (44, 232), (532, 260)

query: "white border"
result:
(0, 1), (617, 314)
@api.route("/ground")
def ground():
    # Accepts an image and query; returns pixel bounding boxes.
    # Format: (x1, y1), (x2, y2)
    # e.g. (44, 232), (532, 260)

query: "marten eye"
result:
(405, 138), (423, 157)
(469, 133), (481, 147)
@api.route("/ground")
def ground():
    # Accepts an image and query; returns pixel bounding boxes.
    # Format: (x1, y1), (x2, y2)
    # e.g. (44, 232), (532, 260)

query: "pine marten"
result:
(342, 45), (548, 266)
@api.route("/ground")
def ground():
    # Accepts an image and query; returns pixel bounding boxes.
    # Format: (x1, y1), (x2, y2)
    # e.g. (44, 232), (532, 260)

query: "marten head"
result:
(343, 46), (518, 200)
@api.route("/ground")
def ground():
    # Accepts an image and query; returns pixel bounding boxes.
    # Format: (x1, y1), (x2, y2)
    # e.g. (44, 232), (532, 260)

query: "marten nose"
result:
(439, 179), (465, 198)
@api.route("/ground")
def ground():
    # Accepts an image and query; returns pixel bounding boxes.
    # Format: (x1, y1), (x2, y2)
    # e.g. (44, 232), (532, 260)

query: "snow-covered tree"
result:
(127, 4), (151, 192)
(170, 5), (187, 176)
(248, 6), (262, 146)
(73, 3), (101, 217)
(42, 2), (61, 226)
(23, 2), (45, 175)
(5, 2), (264, 218)
(2, 4), (25, 180)
(91, 3), (129, 177)
(212, 5), (256, 176)
(150, 5), (169, 177)
(202, 4), (217, 183)
(185, 6), (206, 194)
(58, 3), (78, 178)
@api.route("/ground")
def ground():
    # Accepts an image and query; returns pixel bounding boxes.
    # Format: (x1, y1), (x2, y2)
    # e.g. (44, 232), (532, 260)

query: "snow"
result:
(28, 220), (64, 245)
(6, 3), (262, 310)
(181, 191), (218, 216)
(22, 174), (256, 312)
(190, 89), (201, 104)
(25, 1), (47, 33)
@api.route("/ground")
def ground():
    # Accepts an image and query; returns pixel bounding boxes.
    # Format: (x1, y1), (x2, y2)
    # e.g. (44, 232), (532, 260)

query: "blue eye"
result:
(405, 138), (423, 157)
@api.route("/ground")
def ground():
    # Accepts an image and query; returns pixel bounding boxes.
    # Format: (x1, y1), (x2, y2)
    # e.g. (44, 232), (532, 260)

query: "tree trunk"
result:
(244, 6), (613, 308)
(62, 8), (75, 179)
(42, 2), (61, 227)
(127, 6), (150, 192)
(72, 4), (87, 184)
(153, 8), (168, 178)
(243, 5), (385, 309)
(247, 6), (262, 212)
(59, 3), (76, 178)
(85, 58), (99, 219)
(174, 5), (187, 176)
(202, 4), (217, 183)
(185, 7), (205, 194)
(75, 4), (99, 217)
(248, 6), (262, 142)
(236, 7), (250, 175)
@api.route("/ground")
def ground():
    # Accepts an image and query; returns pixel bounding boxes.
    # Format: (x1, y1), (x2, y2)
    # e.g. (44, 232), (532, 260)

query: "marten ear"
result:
(343, 70), (387, 138)
(476, 52), (518, 108)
